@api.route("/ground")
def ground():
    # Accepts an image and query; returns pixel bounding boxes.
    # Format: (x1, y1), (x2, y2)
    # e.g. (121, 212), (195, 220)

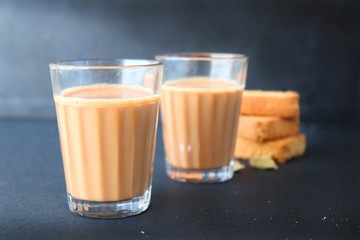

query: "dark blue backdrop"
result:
(0, 0), (359, 124)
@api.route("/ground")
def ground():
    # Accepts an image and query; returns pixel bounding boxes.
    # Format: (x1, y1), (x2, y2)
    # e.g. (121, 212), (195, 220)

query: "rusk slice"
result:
(237, 115), (299, 142)
(240, 90), (300, 118)
(234, 134), (306, 163)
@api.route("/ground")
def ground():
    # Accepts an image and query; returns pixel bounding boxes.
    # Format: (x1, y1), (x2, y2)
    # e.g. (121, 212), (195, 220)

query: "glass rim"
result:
(49, 58), (162, 70)
(156, 52), (248, 61)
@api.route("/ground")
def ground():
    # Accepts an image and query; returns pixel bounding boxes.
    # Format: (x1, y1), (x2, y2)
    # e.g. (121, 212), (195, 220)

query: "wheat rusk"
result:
(234, 134), (306, 163)
(240, 90), (300, 118)
(237, 115), (299, 142)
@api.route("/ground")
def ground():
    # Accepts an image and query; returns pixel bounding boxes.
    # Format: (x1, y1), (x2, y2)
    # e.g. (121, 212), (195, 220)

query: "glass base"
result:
(166, 160), (234, 183)
(67, 188), (151, 219)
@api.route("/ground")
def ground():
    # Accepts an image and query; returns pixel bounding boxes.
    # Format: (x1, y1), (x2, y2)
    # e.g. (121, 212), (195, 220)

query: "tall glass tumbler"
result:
(49, 59), (163, 218)
(156, 53), (248, 183)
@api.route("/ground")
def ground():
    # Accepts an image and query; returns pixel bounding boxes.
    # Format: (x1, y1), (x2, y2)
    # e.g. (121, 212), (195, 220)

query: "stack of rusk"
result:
(234, 90), (306, 164)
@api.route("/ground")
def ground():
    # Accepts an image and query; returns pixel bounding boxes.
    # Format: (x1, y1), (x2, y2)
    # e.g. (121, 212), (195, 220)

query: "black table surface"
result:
(0, 119), (359, 240)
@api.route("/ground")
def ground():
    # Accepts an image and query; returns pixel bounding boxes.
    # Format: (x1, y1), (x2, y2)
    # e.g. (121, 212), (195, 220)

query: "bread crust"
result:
(237, 115), (299, 142)
(234, 134), (306, 163)
(240, 90), (300, 118)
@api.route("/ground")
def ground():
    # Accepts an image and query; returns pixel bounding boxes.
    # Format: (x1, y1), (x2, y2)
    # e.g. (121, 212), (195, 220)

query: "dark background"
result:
(0, 1), (360, 239)
(0, 0), (359, 124)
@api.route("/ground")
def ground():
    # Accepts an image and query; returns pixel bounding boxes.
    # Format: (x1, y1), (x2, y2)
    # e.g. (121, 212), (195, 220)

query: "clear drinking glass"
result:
(156, 53), (248, 183)
(49, 59), (163, 218)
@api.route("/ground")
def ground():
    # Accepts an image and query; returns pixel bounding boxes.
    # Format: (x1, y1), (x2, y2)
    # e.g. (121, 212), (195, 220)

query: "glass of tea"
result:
(49, 59), (163, 218)
(156, 53), (248, 183)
